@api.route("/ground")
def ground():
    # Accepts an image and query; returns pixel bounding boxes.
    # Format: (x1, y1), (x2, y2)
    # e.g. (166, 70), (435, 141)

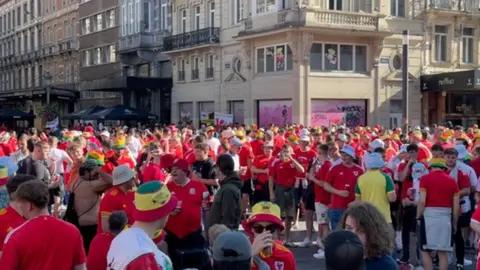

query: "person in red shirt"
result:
(185, 135), (217, 166)
(309, 144), (332, 259)
(0, 175), (35, 255)
(102, 136), (135, 175)
(250, 132), (265, 157)
(165, 158), (208, 269)
(324, 145), (364, 230)
(409, 131), (432, 163)
(97, 165), (136, 233)
(269, 144), (304, 246)
(251, 141), (275, 204)
(417, 158), (460, 270)
(167, 136), (184, 159)
(141, 142), (166, 183)
(87, 211), (127, 270)
(1, 180), (86, 269)
(238, 136), (254, 217)
(242, 201), (295, 270)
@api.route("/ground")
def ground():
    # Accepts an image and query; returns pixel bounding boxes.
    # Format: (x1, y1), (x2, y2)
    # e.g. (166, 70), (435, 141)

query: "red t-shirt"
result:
(169, 144), (184, 159)
(294, 148), (317, 178)
(143, 163), (166, 183)
(470, 158), (480, 179)
(470, 207), (480, 270)
(420, 171), (459, 208)
(0, 143), (13, 156)
(87, 232), (115, 270)
(446, 169), (471, 190)
(252, 154), (274, 185)
(325, 163), (364, 209)
(417, 144), (432, 162)
(269, 159), (298, 187)
(1, 216), (86, 269)
(97, 187), (135, 233)
(314, 160), (332, 205)
(185, 149), (217, 166)
(166, 180), (207, 238)
(0, 206), (25, 251)
(252, 241), (295, 270)
(238, 145), (254, 181)
(251, 139), (264, 157)
(397, 162), (429, 200)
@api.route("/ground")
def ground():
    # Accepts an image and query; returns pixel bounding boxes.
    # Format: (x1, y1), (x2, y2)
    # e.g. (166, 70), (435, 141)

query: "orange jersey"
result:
(252, 240), (296, 270)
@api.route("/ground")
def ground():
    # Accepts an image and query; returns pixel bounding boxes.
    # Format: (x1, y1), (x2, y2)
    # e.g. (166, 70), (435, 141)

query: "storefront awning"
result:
(420, 69), (480, 92)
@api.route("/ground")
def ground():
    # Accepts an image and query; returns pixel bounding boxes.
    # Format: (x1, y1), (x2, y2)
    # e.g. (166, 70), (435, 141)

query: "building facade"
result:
(78, 0), (121, 109)
(167, 0), (426, 128)
(420, 0), (480, 126)
(0, 0), (78, 126)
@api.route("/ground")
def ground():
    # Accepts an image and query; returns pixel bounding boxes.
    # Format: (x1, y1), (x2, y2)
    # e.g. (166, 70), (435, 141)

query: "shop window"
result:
(256, 44), (292, 73)
(434, 25), (448, 63)
(309, 43), (367, 73)
(461, 27), (474, 64)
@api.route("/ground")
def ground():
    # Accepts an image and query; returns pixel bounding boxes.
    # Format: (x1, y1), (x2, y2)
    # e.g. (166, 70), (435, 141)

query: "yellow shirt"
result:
(355, 170), (395, 223)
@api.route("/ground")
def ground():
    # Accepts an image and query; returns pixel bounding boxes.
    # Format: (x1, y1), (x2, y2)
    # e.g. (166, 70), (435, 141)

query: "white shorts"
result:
(315, 202), (329, 224)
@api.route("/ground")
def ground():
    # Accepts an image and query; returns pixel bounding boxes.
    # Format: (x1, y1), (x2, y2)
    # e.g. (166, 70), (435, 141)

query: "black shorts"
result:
(302, 183), (315, 211)
(241, 179), (253, 195)
(252, 180), (270, 204)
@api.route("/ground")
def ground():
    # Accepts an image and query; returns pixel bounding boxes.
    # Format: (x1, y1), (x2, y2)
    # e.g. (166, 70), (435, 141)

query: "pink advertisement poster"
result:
(311, 99), (366, 128)
(258, 100), (293, 127)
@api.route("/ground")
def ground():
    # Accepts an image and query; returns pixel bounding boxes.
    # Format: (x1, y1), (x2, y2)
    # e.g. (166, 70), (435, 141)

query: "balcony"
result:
(118, 31), (167, 53)
(238, 8), (386, 37)
(427, 0), (480, 12)
(59, 40), (78, 53)
(163, 27), (220, 52)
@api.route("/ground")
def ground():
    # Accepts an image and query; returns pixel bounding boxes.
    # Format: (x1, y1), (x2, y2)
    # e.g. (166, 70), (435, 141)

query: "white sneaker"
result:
(464, 258), (472, 266)
(298, 237), (312, 248)
(313, 249), (325, 259)
(316, 237), (324, 249)
(395, 231), (402, 249)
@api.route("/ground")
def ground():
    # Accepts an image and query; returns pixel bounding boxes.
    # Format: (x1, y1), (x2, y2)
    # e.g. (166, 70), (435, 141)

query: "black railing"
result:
(164, 27), (220, 51)
(206, 67), (214, 78)
(178, 70), (185, 81)
(191, 69), (199, 80)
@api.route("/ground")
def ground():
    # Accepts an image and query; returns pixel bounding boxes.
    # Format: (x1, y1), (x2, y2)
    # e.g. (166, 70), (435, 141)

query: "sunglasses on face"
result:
(252, 224), (278, 234)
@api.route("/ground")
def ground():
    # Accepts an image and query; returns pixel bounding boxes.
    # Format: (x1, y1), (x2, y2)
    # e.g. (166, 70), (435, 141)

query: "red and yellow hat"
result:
(242, 202), (284, 234)
(0, 166), (7, 186)
(85, 150), (105, 166)
(112, 136), (126, 149)
(133, 181), (178, 222)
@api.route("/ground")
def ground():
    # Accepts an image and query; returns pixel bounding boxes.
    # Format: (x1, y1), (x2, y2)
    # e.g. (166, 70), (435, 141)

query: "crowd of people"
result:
(0, 122), (480, 270)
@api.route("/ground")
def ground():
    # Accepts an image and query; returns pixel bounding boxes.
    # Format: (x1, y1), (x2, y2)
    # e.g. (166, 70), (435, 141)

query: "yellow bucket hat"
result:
(133, 181), (178, 222)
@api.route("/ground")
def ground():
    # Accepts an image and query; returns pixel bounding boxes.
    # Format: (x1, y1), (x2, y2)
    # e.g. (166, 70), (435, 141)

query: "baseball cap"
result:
(231, 137), (243, 147)
(172, 158), (189, 173)
(369, 139), (385, 150)
(112, 165), (136, 186)
(325, 230), (366, 270)
(213, 232), (252, 263)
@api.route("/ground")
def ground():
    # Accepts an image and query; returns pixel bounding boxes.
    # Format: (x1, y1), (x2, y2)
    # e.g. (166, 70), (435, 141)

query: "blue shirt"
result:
(365, 255), (399, 270)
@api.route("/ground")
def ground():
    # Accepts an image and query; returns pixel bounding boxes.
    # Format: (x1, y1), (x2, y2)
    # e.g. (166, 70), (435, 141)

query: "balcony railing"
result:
(427, 0), (480, 11)
(59, 40), (77, 53)
(178, 70), (185, 81)
(191, 69), (199, 80)
(163, 27), (220, 52)
(118, 30), (167, 52)
(206, 67), (214, 78)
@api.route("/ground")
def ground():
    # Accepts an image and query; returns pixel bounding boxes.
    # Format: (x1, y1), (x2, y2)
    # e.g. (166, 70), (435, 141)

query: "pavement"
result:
(284, 221), (478, 269)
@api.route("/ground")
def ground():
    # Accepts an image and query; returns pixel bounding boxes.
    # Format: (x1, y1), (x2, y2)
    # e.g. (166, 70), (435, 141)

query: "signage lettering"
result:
(456, 104), (472, 113)
(438, 77), (454, 86)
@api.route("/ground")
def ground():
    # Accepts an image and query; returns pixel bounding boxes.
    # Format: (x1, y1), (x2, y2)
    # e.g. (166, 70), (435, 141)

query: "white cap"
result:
(300, 135), (310, 142)
(336, 134), (348, 143)
(231, 137), (243, 147)
(369, 139), (385, 150)
(340, 145), (356, 158)
(100, 130), (110, 138)
(222, 130), (235, 139)
(455, 144), (468, 160)
(112, 165), (136, 186)
(300, 128), (310, 137)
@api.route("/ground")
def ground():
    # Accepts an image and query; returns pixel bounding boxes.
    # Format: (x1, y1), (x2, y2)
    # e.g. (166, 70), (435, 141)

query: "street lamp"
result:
(44, 72), (52, 105)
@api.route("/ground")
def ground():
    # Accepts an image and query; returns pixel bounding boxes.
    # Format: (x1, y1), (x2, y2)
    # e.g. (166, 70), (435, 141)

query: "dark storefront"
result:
(420, 69), (480, 126)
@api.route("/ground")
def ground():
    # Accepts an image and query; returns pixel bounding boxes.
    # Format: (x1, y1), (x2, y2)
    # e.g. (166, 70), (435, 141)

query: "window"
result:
(144, 2), (151, 31)
(461, 27), (474, 64)
(107, 10), (115, 28)
(256, 0), (275, 14)
(63, 20), (70, 38)
(206, 54), (214, 78)
(108, 44), (116, 62)
(94, 48), (101, 64)
(178, 58), (185, 81)
(84, 50), (90, 66)
(30, 0), (34, 20)
(12, 9), (15, 28)
(30, 30), (35, 50)
(256, 44), (293, 73)
(24, 68), (28, 88)
(309, 43), (368, 73)
(23, 4), (27, 23)
(194, 6), (200, 30)
(83, 18), (91, 34)
(191, 56), (199, 80)
(209, 2), (215, 28)
(160, 3), (167, 30)
(17, 69), (22, 89)
(390, 0), (405, 16)
(434, 25), (448, 62)
(95, 14), (102, 31)
(23, 32), (27, 53)
(232, 0), (243, 24)
(128, 2), (133, 34)
(121, 4), (126, 35)
(31, 66), (35, 86)
(53, 24), (56, 41)
(181, 9), (186, 33)
(328, 0), (343, 10)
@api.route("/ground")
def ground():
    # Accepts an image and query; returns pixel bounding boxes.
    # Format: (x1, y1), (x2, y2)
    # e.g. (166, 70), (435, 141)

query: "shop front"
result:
(420, 70), (480, 126)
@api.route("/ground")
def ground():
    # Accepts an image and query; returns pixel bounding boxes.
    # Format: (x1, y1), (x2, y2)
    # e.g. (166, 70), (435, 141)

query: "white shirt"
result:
(107, 227), (172, 270)
(48, 148), (70, 174)
(127, 136), (142, 159)
(228, 152), (240, 172)
(206, 137), (221, 155)
(10, 150), (29, 164)
(456, 161), (478, 190)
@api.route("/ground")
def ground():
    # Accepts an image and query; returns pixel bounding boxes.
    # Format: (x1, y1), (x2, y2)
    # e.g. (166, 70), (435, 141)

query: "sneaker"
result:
(313, 249), (325, 259)
(464, 258), (472, 266)
(283, 241), (297, 248)
(298, 237), (312, 248)
(316, 237), (324, 249)
(395, 232), (403, 249)
(456, 264), (464, 270)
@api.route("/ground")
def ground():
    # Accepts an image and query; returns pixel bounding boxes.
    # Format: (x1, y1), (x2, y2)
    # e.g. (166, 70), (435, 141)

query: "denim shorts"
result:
(328, 209), (345, 231)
